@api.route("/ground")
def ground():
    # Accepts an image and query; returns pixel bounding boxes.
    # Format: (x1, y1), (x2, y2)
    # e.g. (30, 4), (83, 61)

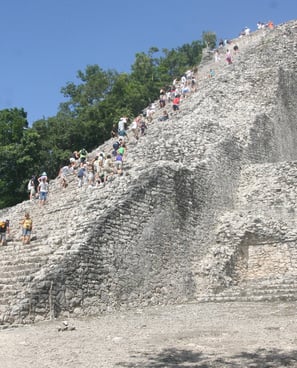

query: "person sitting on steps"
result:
(158, 110), (169, 121)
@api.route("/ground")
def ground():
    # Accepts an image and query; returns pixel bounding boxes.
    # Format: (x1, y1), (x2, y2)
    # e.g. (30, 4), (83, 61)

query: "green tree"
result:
(60, 65), (117, 113)
(58, 65), (120, 150)
(0, 109), (44, 207)
(202, 31), (217, 49)
(0, 108), (28, 146)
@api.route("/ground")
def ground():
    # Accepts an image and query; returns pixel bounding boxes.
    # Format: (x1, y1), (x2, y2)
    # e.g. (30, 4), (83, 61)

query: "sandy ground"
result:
(0, 301), (297, 367)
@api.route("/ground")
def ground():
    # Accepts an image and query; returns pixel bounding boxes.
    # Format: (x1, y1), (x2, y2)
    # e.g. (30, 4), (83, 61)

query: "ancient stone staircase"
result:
(0, 20), (297, 325)
(0, 244), (49, 319)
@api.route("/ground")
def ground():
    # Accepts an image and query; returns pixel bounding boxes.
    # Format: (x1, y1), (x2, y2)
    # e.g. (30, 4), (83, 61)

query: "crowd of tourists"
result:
(52, 67), (199, 192)
(214, 20), (274, 66)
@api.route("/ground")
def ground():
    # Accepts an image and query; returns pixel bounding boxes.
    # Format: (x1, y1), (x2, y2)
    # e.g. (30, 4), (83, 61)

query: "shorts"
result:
(22, 228), (31, 236)
(88, 172), (94, 181)
(118, 130), (126, 137)
(115, 161), (123, 169)
(39, 191), (47, 201)
(103, 167), (113, 174)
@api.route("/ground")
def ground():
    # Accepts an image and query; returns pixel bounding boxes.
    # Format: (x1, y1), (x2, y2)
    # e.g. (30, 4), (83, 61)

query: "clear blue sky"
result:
(0, 0), (296, 125)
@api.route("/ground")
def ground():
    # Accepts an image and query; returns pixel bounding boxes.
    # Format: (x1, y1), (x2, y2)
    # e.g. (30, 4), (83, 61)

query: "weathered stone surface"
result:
(0, 21), (297, 325)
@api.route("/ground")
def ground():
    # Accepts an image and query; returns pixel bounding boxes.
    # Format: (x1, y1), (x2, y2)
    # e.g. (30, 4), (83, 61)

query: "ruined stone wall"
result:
(199, 160), (297, 298)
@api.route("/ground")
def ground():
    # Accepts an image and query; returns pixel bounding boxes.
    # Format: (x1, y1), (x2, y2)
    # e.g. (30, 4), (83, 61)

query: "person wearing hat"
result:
(38, 177), (49, 205)
(38, 171), (48, 183)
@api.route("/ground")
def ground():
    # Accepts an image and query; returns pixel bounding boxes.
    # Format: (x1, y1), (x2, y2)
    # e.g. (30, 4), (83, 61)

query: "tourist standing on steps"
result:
(172, 94), (180, 112)
(87, 161), (95, 187)
(27, 175), (36, 200)
(0, 219), (10, 246)
(114, 151), (123, 175)
(267, 20), (274, 30)
(226, 49), (232, 65)
(110, 124), (118, 138)
(77, 164), (87, 188)
(79, 148), (88, 164)
(38, 177), (49, 206)
(130, 117), (140, 140)
(209, 69), (215, 78)
(191, 76), (197, 92)
(140, 119), (147, 136)
(20, 213), (32, 245)
(159, 88), (166, 108)
(103, 154), (114, 183)
(214, 49), (220, 62)
(58, 165), (71, 189)
(118, 116), (127, 136)
(117, 139), (127, 159)
(146, 103), (156, 122)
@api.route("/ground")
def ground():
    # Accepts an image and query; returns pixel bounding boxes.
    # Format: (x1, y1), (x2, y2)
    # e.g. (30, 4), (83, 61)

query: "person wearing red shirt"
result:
(172, 95), (180, 112)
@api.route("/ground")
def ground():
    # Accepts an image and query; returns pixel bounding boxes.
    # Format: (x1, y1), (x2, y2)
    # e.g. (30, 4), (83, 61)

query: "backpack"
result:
(23, 218), (32, 230)
(0, 221), (6, 231)
(27, 180), (33, 191)
(113, 141), (120, 151)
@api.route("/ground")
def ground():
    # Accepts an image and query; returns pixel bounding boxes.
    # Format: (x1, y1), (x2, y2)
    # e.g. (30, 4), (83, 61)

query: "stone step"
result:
(0, 286), (28, 296)
(0, 267), (41, 279)
(221, 286), (297, 298)
(199, 280), (297, 303)
(0, 253), (50, 264)
(199, 293), (297, 303)
(0, 273), (35, 285)
(0, 295), (19, 305)
(0, 242), (54, 253)
(0, 256), (47, 265)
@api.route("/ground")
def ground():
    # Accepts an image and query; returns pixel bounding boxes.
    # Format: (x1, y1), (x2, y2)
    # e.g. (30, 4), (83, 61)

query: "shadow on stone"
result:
(116, 347), (297, 367)
(230, 348), (297, 367)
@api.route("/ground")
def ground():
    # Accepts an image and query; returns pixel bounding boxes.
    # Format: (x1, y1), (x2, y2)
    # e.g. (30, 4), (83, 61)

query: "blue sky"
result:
(0, 0), (296, 125)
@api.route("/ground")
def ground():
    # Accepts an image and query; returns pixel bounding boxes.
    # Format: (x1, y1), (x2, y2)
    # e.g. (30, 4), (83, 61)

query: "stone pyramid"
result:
(0, 19), (296, 326)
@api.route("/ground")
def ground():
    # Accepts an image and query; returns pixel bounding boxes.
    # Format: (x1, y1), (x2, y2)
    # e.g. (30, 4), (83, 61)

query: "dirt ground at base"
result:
(0, 301), (297, 368)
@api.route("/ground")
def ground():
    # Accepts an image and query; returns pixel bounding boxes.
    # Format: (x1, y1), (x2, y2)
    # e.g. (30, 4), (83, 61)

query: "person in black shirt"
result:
(0, 220), (10, 246)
